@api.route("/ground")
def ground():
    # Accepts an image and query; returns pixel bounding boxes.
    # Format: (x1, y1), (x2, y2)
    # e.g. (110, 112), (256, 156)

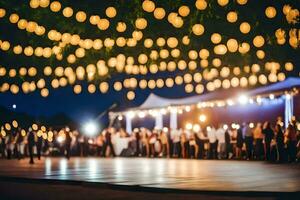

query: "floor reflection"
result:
(0, 158), (299, 192)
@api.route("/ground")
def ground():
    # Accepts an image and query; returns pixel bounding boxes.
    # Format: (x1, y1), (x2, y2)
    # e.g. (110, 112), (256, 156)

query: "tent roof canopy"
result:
(116, 77), (300, 113)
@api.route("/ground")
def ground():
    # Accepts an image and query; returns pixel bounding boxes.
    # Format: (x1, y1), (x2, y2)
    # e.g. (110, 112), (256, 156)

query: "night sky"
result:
(0, 82), (188, 123)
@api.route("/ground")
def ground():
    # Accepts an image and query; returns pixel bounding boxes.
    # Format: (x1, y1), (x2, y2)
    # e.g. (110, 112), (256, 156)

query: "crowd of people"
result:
(0, 118), (299, 164)
(100, 120), (300, 163)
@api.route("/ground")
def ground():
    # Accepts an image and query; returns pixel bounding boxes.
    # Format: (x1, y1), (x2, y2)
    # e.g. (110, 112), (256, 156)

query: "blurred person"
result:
(27, 128), (35, 164)
(15, 128), (24, 160)
(65, 127), (72, 159)
(95, 134), (104, 157)
(160, 129), (169, 157)
(196, 128), (207, 159)
(78, 135), (85, 157)
(274, 124), (285, 162)
(243, 122), (254, 160)
(236, 125), (243, 159)
(141, 129), (150, 157)
(207, 126), (217, 159)
(285, 124), (297, 162)
(103, 127), (116, 157)
(36, 133), (43, 160)
(170, 129), (181, 158)
(149, 130), (157, 157)
(133, 129), (141, 156)
(215, 124), (226, 159)
(0, 134), (6, 158)
(180, 130), (189, 158)
(253, 123), (264, 160)
(155, 131), (162, 157)
(225, 128), (234, 159)
(5, 135), (13, 159)
(262, 122), (274, 161)
(188, 133), (198, 159)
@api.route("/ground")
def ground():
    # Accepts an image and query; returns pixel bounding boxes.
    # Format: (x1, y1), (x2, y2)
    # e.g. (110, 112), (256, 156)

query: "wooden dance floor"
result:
(0, 157), (299, 192)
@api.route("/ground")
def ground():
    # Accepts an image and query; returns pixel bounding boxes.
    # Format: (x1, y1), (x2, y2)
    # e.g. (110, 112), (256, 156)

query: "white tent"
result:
(110, 78), (300, 133)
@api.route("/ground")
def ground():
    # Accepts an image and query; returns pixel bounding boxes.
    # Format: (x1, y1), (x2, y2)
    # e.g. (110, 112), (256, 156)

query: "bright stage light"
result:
(223, 124), (228, 130)
(83, 121), (98, 136)
(163, 127), (168, 132)
(57, 135), (65, 143)
(256, 96), (262, 104)
(249, 123), (254, 128)
(185, 106), (191, 112)
(199, 114), (207, 122)
(206, 126), (212, 132)
(269, 94), (275, 100)
(138, 111), (146, 118)
(12, 104), (17, 109)
(193, 124), (201, 132)
(160, 108), (167, 115)
(118, 115), (123, 120)
(231, 123), (237, 129)
(227, 99), (235, 106)
(127, 111), (135, 119)
(88, 139), (94, 144)
(238, 95), (248, 105)
(185, 123), (193, 130)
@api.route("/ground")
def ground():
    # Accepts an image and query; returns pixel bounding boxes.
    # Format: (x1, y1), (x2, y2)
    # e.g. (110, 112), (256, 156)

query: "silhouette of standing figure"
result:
(65, 128), (72, 160)
(27, 128), (35, 164)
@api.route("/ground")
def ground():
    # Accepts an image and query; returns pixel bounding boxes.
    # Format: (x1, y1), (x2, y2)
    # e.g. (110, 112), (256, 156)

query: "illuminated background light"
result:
(83, 121), (98, 136)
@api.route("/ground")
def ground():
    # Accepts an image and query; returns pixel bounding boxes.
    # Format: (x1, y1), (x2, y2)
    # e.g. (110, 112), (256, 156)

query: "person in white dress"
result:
(207, 126), (217, 159)
(215, 125), (226, 159)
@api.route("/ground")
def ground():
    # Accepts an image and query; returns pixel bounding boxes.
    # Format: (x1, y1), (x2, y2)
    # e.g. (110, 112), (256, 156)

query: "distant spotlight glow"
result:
(118, 115), (123, 120)
(256, 96), (262, 104)
(193, 124), (201, 132)
(269, 94), (275, 100)
(249, 123), (254, 128)
(223, 124), (228, 130)
(160, 108), (167, 115)
(127, 111), (135, 119)
(138, 111), (146, 118)
(163, 127), (168, 132)
(57, 135), (65, 143)
(185, 123), (193, 130)
(185, 106), (191, 112)
(238, 95), (248, 105)
(83, 121), (98, 136)
(199, 114), (207, 122)
(206, 126), (212, 132)
(231, 123), (238, 129)
(12, 104), (17, 109)
(227, 99), (235, 106)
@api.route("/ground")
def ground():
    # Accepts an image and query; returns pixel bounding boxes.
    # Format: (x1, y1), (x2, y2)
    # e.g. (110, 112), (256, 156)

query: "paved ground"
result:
(0, 157), (299, 199)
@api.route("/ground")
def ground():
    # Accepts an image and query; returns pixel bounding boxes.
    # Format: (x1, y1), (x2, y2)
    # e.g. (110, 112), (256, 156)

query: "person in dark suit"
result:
(65, 128), (72, 160)
(103, 128), (116, 157)
(274, 124), (285, 162)
(16, 128), (24, 160)
(285, 124), (297, 162)
(236, 126), (244, 159)
(36, 134), (43, 160)
(262, 122), (274, 161)
(27, 128), (35, 164)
